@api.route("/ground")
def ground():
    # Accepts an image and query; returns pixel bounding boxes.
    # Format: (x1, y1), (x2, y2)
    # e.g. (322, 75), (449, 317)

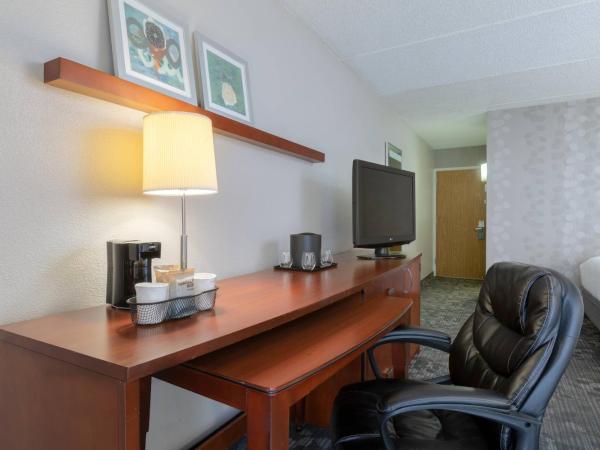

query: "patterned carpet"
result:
(230, 276), (600, 449)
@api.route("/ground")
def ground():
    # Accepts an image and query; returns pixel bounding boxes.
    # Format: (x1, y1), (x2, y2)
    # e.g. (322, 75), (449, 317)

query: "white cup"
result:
(134, 282), (169, 304)
(134, 282), (169, 325)
(194, 273), (217, 294)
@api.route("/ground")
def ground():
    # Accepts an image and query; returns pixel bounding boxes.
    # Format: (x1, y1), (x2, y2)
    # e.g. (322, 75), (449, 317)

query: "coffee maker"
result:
(106, 240), (161, 309)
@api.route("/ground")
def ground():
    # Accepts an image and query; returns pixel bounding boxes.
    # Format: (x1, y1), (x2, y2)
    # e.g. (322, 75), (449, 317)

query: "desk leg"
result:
(124, 377), (151, 450)
(246, 390), (289, 450)
(391, 314), (411, 379)
(391, 342), (409, 379)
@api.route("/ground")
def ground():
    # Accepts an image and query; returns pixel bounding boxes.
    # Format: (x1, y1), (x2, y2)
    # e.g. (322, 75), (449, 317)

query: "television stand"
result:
(357, 247), (407, 260)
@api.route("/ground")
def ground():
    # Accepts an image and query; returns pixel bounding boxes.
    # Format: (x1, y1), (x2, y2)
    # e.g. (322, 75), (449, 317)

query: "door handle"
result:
(475, 219), (485, 240)
(475, 226), (485, 240)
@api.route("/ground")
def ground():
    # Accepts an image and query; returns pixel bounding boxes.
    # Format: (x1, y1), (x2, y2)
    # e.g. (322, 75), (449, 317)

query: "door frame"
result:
(432, 166), (481, 276)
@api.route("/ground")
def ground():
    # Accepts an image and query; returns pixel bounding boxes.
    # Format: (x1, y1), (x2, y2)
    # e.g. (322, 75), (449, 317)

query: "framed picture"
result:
(194, 32), (252, 124)
(385, 142), (403, 169)
(107, 0), (197, 105)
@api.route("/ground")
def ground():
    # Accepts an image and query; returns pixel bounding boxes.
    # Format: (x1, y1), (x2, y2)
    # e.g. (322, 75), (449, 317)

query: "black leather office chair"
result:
(332, 262), (583, 450)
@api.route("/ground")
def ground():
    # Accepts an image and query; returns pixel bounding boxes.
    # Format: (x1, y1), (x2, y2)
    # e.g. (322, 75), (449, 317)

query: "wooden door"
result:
(436, 169), (486, 279)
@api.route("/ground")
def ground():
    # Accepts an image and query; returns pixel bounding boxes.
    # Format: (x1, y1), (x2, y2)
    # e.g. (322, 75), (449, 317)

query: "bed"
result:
(580, 257), (600, 330)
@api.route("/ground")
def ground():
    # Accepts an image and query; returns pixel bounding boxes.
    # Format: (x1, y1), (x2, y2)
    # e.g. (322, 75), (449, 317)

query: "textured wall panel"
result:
(487, 98), (600, 282)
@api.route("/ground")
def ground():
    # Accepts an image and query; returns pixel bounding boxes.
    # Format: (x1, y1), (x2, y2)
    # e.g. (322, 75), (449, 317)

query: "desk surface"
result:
(0, 251), (419, 382)
(185, 294), (412, 393)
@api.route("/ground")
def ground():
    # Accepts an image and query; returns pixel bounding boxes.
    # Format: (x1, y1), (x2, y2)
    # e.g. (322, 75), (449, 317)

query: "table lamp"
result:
(143, 111), (218, 270)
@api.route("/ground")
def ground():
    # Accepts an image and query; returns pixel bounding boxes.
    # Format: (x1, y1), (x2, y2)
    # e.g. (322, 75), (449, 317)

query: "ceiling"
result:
(281, 0), (600, 149)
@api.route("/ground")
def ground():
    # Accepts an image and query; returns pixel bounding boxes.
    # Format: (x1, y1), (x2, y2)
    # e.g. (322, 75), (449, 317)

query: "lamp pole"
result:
(180, 192), (188, 270)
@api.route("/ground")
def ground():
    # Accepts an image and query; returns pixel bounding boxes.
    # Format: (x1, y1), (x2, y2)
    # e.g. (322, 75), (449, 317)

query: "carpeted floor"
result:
(231, 276), (600, 449)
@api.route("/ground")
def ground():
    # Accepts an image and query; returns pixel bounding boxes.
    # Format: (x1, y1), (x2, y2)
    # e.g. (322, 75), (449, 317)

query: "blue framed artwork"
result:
(107, 0), (197, 105)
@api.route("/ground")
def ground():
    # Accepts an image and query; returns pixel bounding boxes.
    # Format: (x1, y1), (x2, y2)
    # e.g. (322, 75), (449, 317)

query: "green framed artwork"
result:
(194, 32), (252, 124)
(385, 142), (403, 169)
(107, 0), (197, 105)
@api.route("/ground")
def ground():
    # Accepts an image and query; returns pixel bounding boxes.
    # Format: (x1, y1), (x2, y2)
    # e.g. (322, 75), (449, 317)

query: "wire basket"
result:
(126, 288), (218, 325)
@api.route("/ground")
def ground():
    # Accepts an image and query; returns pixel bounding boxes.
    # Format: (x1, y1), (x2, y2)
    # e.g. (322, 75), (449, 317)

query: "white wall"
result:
(0, 1), (433, 448)
(487, 99), (600, 281)
(398, 131), (434, 277)
(434, 145), (486, 169)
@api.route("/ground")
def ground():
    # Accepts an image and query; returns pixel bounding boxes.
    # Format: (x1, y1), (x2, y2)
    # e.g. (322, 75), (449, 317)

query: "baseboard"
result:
(421, 271), (434, 282)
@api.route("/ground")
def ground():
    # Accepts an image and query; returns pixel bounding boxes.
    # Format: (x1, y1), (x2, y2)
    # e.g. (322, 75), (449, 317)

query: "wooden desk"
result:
(160, 294), (412, 449)
(0, 251), (420, 450)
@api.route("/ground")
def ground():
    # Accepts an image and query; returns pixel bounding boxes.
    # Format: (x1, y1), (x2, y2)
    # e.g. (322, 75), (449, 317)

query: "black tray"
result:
(273, 262), (337, 273)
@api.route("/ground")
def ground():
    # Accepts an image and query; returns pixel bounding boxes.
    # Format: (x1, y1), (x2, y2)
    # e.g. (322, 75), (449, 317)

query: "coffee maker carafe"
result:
(106, 240), (161, 309)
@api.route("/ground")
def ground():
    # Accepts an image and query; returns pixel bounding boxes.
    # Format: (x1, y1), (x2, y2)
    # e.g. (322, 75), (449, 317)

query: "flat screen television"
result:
(352, 159), (416, 258)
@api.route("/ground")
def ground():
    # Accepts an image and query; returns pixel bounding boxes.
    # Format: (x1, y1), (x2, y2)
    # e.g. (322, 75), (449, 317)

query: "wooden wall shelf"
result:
(43, 58), (325, 163)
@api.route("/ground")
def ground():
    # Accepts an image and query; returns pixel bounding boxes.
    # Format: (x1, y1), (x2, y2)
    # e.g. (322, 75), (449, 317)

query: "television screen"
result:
(353, 160), (416, 248)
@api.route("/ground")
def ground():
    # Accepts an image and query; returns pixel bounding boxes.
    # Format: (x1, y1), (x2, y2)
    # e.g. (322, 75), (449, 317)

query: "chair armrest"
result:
(373, 326), (452, 352)
(367, 326), (452, 378)
(375, 383), (540, 448)
(378, 383), (511, 414)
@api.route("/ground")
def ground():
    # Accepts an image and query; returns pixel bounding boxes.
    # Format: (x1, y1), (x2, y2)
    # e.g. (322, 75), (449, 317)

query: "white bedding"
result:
(580, 256), (600, 299)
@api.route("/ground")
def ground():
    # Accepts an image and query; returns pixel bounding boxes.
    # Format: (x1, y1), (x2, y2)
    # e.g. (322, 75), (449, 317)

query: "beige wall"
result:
(0, 1), (433, 448)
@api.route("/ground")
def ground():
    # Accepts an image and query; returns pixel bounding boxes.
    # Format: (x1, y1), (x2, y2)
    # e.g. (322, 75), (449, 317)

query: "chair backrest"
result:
(448, 262), (583, 447)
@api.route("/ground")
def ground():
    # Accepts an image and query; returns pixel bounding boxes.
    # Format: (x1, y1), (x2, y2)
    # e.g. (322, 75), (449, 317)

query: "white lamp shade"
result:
(143, 111), (218, 196)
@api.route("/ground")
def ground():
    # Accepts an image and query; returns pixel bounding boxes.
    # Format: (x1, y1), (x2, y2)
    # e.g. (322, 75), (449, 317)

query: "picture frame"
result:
(107, 0), (197, 105)
(194, 32), (253, 124)
(385, 142), (403, 169)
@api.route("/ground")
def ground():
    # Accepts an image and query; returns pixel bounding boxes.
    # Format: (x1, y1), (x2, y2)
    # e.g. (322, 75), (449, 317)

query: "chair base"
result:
(332, 379), (497, 450)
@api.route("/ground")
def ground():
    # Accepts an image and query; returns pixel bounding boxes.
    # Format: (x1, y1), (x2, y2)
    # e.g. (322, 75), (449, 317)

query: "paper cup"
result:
(194, 273), (217, 295)
(134, 282), (169, 325)
(135, 282), (169, 303)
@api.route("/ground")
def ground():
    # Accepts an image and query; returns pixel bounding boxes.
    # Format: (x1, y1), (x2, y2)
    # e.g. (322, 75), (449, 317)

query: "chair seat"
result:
(332, 379), (495, 450)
